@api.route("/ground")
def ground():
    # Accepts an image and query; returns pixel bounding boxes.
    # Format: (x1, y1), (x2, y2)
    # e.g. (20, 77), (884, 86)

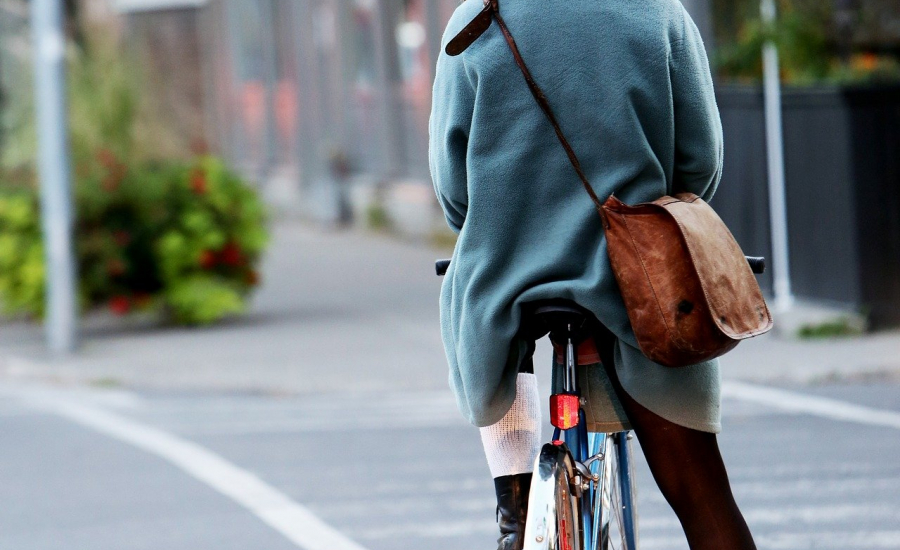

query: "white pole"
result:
(761, 0), (794, 312)
(31, 0), (77, 354)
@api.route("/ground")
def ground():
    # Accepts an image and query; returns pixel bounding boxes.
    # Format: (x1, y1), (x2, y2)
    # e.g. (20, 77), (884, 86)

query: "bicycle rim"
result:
(590, 433), (639, 550)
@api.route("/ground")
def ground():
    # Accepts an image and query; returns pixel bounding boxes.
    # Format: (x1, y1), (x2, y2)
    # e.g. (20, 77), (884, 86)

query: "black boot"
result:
(494, 472), (533, 550)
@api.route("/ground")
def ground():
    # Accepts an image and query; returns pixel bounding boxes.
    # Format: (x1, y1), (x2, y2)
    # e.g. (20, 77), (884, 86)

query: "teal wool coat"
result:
(428, 0), (725, 433)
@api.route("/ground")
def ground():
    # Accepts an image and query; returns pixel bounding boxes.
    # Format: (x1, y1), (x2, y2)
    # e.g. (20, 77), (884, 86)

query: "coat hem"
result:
(617, 376), (722, 434)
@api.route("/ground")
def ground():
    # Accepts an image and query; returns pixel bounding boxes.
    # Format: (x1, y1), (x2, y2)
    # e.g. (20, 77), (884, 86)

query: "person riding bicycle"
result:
(428, 1), (757, 549)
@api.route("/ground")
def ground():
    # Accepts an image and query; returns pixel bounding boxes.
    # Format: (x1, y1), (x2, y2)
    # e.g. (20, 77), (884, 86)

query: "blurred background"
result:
(0, 1), (899, 549)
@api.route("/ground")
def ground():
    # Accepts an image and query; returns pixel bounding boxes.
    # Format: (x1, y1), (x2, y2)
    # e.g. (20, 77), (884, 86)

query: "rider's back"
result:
(429, 0), (723, 427)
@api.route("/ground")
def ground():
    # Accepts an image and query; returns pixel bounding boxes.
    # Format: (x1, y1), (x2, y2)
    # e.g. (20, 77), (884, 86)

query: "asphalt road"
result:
(1, 223), (899, 550)
(2, 378), (900, 550)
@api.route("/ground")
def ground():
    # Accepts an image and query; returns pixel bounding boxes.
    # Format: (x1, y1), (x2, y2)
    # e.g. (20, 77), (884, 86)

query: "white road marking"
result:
(13, 388), (368, 550)
(759, 530), (900, 549)
(744, 504), (900, 526)
(173, 411), (468, 435)
(355, 518), (496, 540)
(732, 476), (900, 499)
(343, 501), (900, 540)
(638, 530), (900, 550)
(351, 505), (900, 544)
(6, 380), (900, 548)
(723, 380), (900, 429)
(726, 461), (886, 479)
(123, 381), (900, 436)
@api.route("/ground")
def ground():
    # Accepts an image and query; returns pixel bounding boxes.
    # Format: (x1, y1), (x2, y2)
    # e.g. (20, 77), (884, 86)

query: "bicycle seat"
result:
(521, 299), (597, 342)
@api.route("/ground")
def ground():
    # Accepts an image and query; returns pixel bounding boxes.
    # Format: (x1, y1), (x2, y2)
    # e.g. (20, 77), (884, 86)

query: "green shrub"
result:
(0, 13), (262, 326)
(0, 191), (45, 317)
(715, 5), (900, 85)
(0, 155), (268, 325)
(164, 276), (246, 326)
(365, 201), (393, 232)
(797, 317), (864, 338)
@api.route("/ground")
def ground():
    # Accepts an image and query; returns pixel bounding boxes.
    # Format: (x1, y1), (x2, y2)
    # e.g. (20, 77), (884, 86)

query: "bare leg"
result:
(595, 333), (757, 550)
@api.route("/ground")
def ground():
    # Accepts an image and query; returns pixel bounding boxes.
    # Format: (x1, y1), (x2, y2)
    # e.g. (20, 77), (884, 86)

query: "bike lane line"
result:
(723, 380), (900, 430)
(11, 387), (369, 550)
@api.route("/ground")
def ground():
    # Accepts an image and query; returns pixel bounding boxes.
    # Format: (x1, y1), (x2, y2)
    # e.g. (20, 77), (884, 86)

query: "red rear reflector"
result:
(550, 394), (580, 429)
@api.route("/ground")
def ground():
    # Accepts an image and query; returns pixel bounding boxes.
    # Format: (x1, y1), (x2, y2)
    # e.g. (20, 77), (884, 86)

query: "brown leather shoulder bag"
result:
(446, 0), (773, 367)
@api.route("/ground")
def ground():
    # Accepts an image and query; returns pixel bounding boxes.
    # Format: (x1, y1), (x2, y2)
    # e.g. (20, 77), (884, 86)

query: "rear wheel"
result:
(591, 432), (639, 550)
(525, 434), (639, 550)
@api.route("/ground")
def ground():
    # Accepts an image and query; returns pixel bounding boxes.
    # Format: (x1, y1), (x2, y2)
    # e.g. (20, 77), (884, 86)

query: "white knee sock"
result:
(480, 372), (542, 478)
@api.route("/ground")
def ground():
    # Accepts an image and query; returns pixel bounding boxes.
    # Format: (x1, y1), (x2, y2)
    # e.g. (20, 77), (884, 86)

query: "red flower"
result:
(96, 149), (127, 192)
(219, 242), (243, 267)
(96, 148), (118, 169)
(199, 250), (217, 269)
(112, 230), (131, 247)
(190, 169), (207, 195)
(102, 173), (122, 192)
(109, 295), (130, 315)
(106, 258), (127, 277)
(860, 52), (878, 71)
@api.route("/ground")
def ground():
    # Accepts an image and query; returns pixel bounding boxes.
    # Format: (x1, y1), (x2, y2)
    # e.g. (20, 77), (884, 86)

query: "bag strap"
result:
(487, 0), (606, 216)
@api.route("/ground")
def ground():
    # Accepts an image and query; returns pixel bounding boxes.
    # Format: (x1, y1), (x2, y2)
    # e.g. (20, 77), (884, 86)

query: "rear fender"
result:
(523, 443), (582, 550)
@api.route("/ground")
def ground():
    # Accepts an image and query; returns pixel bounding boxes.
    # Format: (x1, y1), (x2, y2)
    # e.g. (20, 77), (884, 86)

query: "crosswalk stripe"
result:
(638, 530), (900, 550)
(170, 412), (469, 435)
(758, 530), (900, 549)
(142, 382), (900, 435)
(354, 519), (496, 540)
(731, 476), (900, 499)
(5, 381), (898, 549)
(744, 504), (900, 525)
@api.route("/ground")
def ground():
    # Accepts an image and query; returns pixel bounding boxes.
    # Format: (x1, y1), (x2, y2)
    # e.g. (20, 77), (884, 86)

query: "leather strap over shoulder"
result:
(443, 0), (606, 216)
(445, 1), (495, 56)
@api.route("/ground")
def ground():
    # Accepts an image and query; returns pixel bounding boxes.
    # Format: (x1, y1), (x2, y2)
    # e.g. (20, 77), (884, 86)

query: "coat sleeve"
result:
(428, 47), (476, 234)
(669, 10), (724, 203)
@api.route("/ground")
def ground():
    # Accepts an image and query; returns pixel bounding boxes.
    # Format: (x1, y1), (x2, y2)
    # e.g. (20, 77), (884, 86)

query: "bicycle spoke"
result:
(613, 458), (626, 549)
(589, 434), (638, 550)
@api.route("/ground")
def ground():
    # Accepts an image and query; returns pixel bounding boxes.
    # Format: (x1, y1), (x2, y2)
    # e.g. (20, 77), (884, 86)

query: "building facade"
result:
(125, 0), (462, 222)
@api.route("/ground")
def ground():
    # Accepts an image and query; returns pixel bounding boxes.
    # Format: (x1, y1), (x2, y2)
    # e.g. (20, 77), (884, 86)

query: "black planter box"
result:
(713, 83), (900, 328)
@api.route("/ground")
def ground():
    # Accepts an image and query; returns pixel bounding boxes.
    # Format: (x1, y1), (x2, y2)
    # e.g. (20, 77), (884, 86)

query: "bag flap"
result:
(661, 196), (773, 339)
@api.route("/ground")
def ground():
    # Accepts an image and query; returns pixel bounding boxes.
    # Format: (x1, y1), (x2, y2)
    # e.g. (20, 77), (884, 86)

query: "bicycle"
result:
(435, 255), (766, 550)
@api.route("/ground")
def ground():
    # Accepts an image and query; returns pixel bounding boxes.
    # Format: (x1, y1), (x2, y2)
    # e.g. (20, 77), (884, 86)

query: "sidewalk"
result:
(0, 220), (898, 394)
